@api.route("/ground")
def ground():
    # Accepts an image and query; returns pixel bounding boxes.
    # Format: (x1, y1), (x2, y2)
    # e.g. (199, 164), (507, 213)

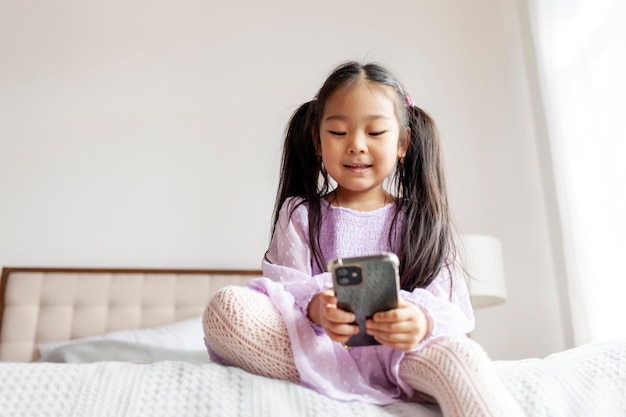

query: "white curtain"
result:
(526, 0), (626, 345)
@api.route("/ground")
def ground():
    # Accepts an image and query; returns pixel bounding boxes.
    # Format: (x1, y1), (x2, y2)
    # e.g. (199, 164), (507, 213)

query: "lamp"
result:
(460, 234), (507, 308)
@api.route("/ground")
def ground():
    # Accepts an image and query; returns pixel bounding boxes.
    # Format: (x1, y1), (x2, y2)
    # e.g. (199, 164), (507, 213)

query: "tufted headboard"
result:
(0, 267), (260, 362)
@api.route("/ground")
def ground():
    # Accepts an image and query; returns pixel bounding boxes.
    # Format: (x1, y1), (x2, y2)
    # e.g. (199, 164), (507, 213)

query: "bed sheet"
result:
(495, 338), (626, 417)
(0, 360), (439, 417)
(1, 336), (625, 417)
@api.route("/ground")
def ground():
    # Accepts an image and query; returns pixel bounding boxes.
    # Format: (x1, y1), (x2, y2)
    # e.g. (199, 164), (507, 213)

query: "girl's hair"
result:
(268, 61), (456, 291)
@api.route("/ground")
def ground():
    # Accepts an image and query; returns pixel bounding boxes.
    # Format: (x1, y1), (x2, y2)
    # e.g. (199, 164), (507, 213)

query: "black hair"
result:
(268, 61), (457, 291)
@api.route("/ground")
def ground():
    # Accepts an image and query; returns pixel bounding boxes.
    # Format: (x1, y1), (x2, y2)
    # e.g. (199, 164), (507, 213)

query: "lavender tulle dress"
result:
(246, 197), (474, 405)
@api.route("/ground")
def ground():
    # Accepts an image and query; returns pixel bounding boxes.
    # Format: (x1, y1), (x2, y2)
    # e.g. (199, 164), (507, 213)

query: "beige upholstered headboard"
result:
(0, 267), (260, 362)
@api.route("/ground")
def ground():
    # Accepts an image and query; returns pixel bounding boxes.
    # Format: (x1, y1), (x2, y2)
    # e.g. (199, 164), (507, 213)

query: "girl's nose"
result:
(347, 133), (367, 154)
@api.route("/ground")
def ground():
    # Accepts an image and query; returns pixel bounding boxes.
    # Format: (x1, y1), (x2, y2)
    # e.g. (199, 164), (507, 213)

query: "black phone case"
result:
(328, 253), (400, 347)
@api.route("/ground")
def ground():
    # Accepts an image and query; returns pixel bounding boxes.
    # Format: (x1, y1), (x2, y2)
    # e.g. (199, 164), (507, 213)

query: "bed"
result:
(1, 266), (625, 417)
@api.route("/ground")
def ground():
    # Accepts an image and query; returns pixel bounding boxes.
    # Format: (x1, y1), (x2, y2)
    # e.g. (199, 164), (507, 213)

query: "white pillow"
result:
(38, 315), (206, 357)
(39, 340), (209, 364)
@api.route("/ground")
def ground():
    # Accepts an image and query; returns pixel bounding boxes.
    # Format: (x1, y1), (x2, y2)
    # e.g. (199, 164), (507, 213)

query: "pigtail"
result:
(272, 101), (317, 225)
(268, 100), (330, 273)
(396, 105), (456, 291)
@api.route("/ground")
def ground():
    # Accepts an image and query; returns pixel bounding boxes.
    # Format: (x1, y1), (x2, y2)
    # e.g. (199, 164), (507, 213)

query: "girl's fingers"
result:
(365, 301), (429, 350)
(366, 320), (418, 344)
(367, 327), (419, 350)
(319, 296), (427, 348)
(371, 300), (414, 322)
(366, 319), (413, 334)
(323, 301), (356, 324)
(310, 290), (359, 343)
(326, 323), (359, 341)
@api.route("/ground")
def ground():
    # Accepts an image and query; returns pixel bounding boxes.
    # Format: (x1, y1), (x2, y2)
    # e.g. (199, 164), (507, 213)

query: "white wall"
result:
(0, 0), (566, 360)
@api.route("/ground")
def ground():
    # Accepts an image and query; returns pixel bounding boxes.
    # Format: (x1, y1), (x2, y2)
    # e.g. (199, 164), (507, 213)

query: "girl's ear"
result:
(398, 127), (410, 158)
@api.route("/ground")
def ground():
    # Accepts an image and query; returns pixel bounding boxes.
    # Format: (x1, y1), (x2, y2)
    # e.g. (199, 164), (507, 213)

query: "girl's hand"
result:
(307, 290), (359, 344)
(365, 301), (429, 350)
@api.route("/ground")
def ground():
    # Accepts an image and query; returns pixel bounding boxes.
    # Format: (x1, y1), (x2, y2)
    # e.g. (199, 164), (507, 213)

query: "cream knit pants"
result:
(203, 286), (525, 417)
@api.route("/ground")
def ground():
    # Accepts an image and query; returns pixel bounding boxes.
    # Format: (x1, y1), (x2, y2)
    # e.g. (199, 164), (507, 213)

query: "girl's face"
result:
(319, 82), (408, 207)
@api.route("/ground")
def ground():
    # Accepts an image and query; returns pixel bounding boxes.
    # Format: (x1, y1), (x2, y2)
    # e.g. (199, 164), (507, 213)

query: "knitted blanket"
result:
(496, 338), (626, 417)
(0, 360), (437, 417)
(0, 338), (624, 417)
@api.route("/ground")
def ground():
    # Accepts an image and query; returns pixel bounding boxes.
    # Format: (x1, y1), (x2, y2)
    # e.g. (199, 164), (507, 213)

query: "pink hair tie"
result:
(405, 96), (415, 107)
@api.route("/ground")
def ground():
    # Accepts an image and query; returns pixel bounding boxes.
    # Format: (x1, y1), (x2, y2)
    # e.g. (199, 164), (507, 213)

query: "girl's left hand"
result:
(365, 301), (429, 350)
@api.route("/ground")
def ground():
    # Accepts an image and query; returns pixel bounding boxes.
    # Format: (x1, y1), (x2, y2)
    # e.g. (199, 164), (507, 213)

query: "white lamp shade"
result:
(460, 234), (507, 308)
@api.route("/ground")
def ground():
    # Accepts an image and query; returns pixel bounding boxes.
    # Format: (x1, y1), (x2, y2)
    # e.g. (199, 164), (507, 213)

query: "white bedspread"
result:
(0, 360), (437, 417)
(496, 338), (626, 417)
(0, 338), (624, 417)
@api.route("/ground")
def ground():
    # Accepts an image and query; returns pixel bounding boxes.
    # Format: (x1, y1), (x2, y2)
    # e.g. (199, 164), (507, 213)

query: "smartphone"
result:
(328, 252), (400, 347)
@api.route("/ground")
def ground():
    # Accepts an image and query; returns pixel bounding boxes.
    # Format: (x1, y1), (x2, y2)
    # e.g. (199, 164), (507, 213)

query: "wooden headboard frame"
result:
(0, 267), (261, 362)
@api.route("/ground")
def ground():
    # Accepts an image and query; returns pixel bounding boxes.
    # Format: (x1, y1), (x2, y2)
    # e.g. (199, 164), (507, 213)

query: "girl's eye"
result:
(329, 130), (346, 136)
(369, 131), (387, 137)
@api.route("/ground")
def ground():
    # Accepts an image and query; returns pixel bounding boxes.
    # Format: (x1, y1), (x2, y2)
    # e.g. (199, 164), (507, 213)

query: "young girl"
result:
(203, 61), (524, 417)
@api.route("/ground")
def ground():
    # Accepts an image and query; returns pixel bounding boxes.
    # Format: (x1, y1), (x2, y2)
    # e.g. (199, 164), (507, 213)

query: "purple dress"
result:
(247, 197), (475, 405)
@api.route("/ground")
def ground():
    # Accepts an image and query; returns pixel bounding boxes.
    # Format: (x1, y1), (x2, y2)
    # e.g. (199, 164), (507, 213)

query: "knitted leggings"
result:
(203, 286), (525, 417)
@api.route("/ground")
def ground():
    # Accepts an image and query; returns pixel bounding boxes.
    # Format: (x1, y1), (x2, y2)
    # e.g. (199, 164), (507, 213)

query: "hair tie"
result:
(405, 96), (415, 107)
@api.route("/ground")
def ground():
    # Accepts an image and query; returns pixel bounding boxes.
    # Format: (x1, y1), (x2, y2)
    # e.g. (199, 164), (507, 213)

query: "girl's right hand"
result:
(307, 290), (359, 344)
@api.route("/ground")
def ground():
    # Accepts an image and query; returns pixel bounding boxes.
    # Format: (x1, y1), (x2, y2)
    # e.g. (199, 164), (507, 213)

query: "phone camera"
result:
(336, 266), (362, 285)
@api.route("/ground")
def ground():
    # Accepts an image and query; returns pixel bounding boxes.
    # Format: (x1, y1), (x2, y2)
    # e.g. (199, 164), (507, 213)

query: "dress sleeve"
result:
(401, 259), (475, 349)
(260, 197), (333, 319)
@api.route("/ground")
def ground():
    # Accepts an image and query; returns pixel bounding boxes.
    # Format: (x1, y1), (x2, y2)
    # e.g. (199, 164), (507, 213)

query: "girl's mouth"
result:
(344, 163), (372, 173)
(344, 163), (372, 169)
